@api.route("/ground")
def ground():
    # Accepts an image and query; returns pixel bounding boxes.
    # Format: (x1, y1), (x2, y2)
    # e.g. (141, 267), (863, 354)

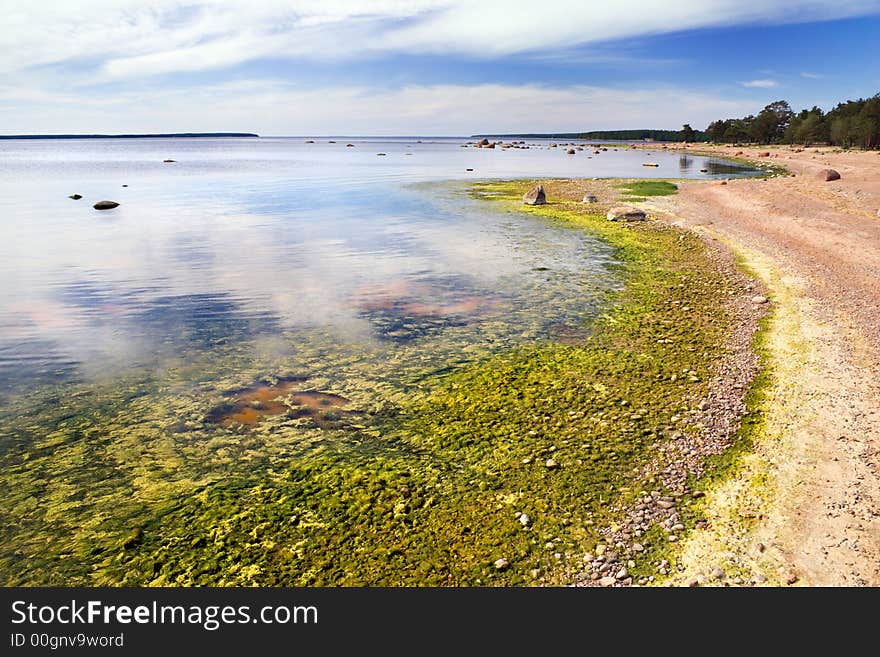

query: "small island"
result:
(0, 132), (259, 140)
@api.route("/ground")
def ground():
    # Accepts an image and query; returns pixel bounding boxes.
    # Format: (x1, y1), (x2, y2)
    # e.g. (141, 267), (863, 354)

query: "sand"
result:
(644, 144), (880, 586)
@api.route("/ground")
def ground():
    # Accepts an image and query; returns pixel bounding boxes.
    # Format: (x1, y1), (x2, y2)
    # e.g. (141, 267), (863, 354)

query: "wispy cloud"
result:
(801, 72), (824, 79)
(3, 1), (880, 78)
(0, 80), (756, 135)
(741, 79), (779, 88)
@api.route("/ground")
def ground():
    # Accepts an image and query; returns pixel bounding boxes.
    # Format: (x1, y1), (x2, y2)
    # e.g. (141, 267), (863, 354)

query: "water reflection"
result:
(0, 137), (758, 397)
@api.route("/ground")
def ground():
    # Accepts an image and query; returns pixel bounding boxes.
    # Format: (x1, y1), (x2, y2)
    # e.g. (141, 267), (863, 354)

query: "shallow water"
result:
(0, 136), (756, 583)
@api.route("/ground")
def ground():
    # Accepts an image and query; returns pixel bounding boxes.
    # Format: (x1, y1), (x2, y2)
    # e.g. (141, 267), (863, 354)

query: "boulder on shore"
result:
(93, 200), (119, 210)
(817, 168), (841, 181)
(606, 206), (646, 222)
(478, 138), (490, 146)
(523, 185), (546, 205)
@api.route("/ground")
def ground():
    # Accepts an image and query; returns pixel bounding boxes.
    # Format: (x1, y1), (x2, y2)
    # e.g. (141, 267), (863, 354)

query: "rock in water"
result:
(523, 185), (546, 205)
(566, 149), (575, 155)
(163, 159), (176, 163)
(478, 138), (490, 146)
(69, 194), (82, 200)
(93, 200), (119, 210)
(606, 206), (646, 222)
(818, 168), (840, 181)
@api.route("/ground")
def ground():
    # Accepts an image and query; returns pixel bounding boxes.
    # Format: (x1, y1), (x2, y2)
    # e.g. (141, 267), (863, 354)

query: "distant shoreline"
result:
(0, 132), (259, 140)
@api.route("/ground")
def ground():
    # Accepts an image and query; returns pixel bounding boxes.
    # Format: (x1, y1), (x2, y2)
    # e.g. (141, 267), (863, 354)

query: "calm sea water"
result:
(0, 136), (750, 392)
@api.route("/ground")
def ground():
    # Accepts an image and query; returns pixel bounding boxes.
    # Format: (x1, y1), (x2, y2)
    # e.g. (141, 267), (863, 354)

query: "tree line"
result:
(704, 94), (880, 148)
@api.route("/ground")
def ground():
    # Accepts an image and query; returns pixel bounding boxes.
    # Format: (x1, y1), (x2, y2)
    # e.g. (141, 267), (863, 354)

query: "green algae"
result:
(0, 179), (742, 586)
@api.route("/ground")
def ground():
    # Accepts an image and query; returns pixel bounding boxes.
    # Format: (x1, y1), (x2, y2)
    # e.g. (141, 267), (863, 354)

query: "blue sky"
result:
(1, 1), (878, 135)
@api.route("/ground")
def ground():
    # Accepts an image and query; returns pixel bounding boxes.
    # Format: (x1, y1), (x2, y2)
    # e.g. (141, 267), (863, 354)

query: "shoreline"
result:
(473, 179), (770, 586)
(632, 143), (880, 585)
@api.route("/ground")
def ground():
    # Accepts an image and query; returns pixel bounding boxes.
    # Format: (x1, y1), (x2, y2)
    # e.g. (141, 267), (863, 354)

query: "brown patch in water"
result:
(207, 378), (350, 428)
(353, 280), (495, 318)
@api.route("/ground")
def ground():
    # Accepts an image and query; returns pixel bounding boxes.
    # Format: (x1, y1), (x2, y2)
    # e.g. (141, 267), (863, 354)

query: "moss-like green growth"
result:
(617, 180), (678, 198)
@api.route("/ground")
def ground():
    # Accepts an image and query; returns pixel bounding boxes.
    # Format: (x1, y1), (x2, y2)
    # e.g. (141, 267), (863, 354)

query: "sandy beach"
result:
(644, 144), (880, 585)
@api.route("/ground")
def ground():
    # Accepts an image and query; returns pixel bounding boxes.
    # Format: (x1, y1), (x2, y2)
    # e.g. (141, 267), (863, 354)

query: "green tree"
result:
(681, 124), (696, 142)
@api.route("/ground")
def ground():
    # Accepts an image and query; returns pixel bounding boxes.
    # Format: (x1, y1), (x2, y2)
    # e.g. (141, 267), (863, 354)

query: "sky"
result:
(1, 0), (879, 135)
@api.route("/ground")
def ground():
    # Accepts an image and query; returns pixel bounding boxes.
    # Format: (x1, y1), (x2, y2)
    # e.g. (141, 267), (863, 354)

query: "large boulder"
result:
(93, 200), (119, 210)
(478, 138), (490, 146)
(606, 206), (646, 222)
(523, 185), (546, 205)
(817, 168), (841, 181)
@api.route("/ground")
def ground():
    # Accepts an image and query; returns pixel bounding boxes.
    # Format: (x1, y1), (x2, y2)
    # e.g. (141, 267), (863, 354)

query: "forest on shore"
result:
(705, 95), (880, 148)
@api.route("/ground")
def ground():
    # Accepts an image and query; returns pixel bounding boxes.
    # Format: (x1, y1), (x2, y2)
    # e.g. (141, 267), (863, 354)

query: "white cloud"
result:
(2, 1), (879, 78)
(0, 80), (756, 135)
(801, 72), (824, 79)
(741, 79), (779, 88)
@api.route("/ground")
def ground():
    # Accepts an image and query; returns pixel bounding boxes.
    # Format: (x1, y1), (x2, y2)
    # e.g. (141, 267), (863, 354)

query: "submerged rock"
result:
(523, 185), (546, 205)
(93, 200), (120, 210)
(606, 206), (646, 222)
(818, 168), (841, 181)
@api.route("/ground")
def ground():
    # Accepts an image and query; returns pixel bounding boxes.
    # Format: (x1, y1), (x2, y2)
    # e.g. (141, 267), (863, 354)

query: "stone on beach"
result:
(478, 138), (490, 146)
(817, 168), (841, 181)
(523, 185), (546, 205)
(69, 194), (82, 200)
(93, 200), (119, 210)
(606, 206), (646, 222)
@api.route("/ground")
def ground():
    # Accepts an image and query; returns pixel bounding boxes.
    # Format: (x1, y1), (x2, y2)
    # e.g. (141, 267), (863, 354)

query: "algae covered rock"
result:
(606, 206), (646, 222)
(523, 185), (546, 205)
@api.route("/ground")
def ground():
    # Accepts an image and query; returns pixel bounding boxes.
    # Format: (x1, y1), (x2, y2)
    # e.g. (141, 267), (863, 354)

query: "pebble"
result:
(599, 576), (617, 587)
(632, 543), (644, 552)
(671, 523), (685, 532)
(751, 295), (769, 304)
(519, 513), (531, 527)
(668, 535), (678, 542)
(545, 458), (558, 469)
(686, 577), (699, 587)
(657, 500), (675, 509)
(786, 573), (799, 585)
(521, 457), (532, 464)
(711, 567), (725, 580)
(494, 558), (509, 571)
